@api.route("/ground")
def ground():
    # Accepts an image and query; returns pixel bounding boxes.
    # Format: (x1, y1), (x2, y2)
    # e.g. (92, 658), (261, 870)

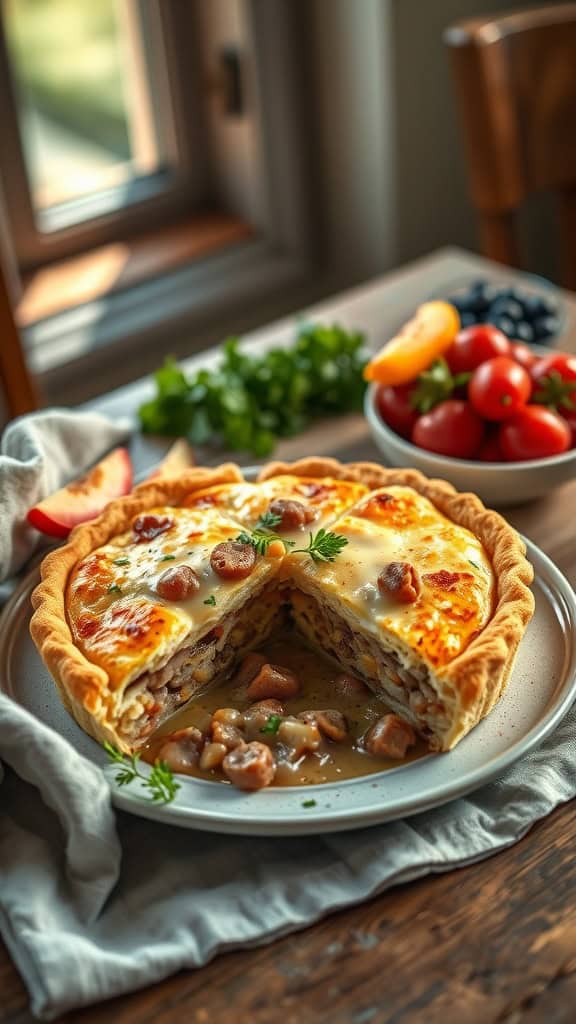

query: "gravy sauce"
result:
(143, 633), (429, 786)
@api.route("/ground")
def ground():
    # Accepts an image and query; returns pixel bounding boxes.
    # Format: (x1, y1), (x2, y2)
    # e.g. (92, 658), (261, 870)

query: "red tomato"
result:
(375, 383), (419, 438)
(469, 357), (531, 421)
(510, 341), (537, 371)
(478, 432), (505, 462)
(412, 400), (484, 459)
(530, 352), (576, 410)
(499, 406), (571, 461)
(445, 325), (510, 374)
(562, 408), (576, 447)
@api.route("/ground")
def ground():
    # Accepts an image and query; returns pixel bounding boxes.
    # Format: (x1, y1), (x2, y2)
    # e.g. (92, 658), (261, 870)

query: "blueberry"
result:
(514, 321), (535, 344)
(532, 316), (561, 340)
(488, 298), (524, 322)
(459, 311), (479, 328)
(448, 294), (475, 315)
(522, 295), (547, 320)
(467, 280), (500, 312)
(490, 315), (516, 338)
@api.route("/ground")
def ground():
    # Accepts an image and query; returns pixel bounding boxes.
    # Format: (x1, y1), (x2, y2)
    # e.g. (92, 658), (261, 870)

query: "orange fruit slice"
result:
(364, 301), (460, 386)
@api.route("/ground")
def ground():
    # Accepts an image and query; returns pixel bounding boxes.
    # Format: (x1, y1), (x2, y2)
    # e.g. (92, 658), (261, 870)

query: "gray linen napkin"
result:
(1, 695), (575, 1021)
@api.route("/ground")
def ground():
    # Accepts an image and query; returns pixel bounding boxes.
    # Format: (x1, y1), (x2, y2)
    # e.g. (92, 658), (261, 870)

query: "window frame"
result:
(4, 0), (318, 405)
(0, 0), (207, 270)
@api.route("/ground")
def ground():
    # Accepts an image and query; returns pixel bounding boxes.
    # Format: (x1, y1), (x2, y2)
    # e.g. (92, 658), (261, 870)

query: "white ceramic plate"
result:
(2, 537), (575, 835)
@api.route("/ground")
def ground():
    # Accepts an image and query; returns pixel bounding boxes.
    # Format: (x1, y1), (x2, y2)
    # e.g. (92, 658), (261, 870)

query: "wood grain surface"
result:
(2, 251), (576, 1024)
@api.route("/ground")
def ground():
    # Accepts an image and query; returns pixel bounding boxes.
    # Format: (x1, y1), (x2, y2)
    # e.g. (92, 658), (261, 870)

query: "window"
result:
(0, 1), (314, 403)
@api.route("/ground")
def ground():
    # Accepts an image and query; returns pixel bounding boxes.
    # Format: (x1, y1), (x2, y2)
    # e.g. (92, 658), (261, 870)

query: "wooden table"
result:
(2, 248), (576, 1024)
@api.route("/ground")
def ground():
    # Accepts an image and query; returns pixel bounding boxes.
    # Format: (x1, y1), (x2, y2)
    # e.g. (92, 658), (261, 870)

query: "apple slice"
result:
(146, 439), (195, 480)
(27, 447), (133, 538)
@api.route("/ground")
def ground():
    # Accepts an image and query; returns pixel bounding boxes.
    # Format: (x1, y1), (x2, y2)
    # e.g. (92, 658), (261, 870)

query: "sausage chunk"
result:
(156, 565), (200, 601)
(210, 541), (256, 580)
(243, 699), (285, 735)
(211, 720), (245, 751)
(132, 513), (174, 542)
(364, 714), (416, 759)
(246, 663), (301, 700)
(299, 709), (348, 742)
(334, 673), (371, 700)
(157, 726), (204, 773)
(233, 652), (268, 688)
(277, 718), (321, 758)
(377, 562), (421, 604)
(268, 498), (317, 531)
(222, 741), (276, 790)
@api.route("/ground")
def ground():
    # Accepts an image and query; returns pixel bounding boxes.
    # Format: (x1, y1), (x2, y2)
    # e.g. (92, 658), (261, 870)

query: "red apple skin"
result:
(27, 447), (133, 538)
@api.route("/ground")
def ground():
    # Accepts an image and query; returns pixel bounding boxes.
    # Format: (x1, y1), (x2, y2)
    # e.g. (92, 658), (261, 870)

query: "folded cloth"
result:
(0, 408), (132, 582)
(1, 692), (575, 1021)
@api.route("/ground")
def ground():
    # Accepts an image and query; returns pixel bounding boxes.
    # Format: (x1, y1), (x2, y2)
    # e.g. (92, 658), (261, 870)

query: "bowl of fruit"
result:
(364, 301), (576, 507)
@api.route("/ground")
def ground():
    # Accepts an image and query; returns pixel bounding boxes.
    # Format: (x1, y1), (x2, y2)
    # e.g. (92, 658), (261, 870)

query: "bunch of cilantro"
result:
(139, 323), (367, 457)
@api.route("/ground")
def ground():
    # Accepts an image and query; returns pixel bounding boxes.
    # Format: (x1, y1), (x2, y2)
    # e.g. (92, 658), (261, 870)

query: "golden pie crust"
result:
(30, 457), (534, 754)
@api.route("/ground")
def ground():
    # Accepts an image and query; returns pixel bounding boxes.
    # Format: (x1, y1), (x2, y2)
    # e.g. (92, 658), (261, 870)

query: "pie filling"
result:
(116, 584), (450, 749)
(116, 583), (288, 745)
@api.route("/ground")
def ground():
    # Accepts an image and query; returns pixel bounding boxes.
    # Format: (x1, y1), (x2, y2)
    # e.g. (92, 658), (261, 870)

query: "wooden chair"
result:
(0, 255), (40, 420)
(444, 3), (576, 289)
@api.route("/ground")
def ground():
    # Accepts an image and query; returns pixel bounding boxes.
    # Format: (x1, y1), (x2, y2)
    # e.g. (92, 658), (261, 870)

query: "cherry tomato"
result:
(469, 357), (531, 421)
(445, 324), (510, 374)
(375, 383), (419, 438)
(499, 406), (571, 461)
(412, 400), (484, 459)
(530, 352), (576, 410)
(510, 341), (537, 371)
(562, 408), (576, 447)
(478, 432), (505, 462)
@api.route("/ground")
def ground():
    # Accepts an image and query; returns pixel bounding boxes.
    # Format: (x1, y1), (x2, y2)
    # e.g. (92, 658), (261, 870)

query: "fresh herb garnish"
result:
(104, 743), (180, 804)
(256, 511), (283, 531)
(203, 595), (217, 607)
(292, 529), (348, 563)
(108, 583), (122, 594)
(302, 799), (317, 808)
(260, 714), (282, 735)
(112, 557), (130, 566)
(160, 554), (176, 562)
(138, 325), (367, 457)
(236, 526), (292, 556)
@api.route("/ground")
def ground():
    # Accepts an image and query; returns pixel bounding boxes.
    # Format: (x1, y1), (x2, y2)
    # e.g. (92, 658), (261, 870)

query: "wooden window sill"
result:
(17, 213), (253, 327)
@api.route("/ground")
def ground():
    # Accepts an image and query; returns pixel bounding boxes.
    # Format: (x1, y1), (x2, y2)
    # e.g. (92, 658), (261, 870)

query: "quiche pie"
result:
(30, 458), (534, 755)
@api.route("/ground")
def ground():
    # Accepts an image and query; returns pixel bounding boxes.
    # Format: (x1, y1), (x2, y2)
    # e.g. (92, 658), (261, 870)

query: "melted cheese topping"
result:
(183, 475), (368, 541)
(67, 481), (495, 696)
(67, 505), (277, 690)
(286, 487), (494, 670)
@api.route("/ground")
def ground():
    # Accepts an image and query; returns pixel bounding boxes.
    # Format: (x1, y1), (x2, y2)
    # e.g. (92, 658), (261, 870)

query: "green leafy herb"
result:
(302, 799), (317, 808)
(108, 583), (122, 594)
(138, 324), (367, 457)
(203, 595), (217, 607)
(292, 528), (348, 563)
(104, 743), (180, 805)
(112, 557), (130, 566)
(237, 527), (291, 557)
(160, 554), (176, 562)
(256, 511), (283, 531)
(468, 559), (487, 574)
(260, 714), (282, 735)
(410, 357), (471, 414)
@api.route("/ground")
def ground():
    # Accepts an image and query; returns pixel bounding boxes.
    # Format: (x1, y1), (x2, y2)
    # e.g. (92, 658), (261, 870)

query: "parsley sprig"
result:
(104, 743), (180, 804)
(236, 511), (292, 556)
(292, 528), (348, 563)
(138, 325), (367, 457)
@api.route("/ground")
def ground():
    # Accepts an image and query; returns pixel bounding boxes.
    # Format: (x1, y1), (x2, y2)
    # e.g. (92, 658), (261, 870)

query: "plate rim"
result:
(2, 534), (576, 835)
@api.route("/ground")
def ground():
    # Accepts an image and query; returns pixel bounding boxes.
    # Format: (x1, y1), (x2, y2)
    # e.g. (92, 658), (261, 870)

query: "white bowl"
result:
(364, 383), (576, 508)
